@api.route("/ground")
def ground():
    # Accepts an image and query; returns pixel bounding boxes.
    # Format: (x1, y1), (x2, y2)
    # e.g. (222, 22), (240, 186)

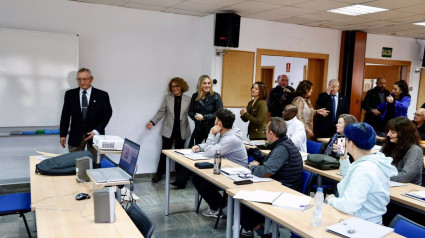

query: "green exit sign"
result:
(382, 47), (392, 58)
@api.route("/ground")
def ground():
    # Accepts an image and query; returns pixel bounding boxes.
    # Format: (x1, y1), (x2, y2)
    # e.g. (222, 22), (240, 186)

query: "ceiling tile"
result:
(255, 0), (311, 6)
(362, 10), (414, 21)
(397, 4), (425, 14)
(164, 7), (208, 16)
(189, 0), (246, 7)
(245, 6), (318, 19)
(366, 0), (425, 10)
(356, 20), (394, 27)
(333, 0), (373, 4)
(220, 1), (282, 15)
(391, 14), (425, 23)
(129, 0), (184, 7)
(331, 16), (373, 25)
(299, 11), (347, 21)
(275, 16), (319, 25)
(123, 2), (166, 11)
(172, 1), (223, 12)
(294, 0), (351, 11)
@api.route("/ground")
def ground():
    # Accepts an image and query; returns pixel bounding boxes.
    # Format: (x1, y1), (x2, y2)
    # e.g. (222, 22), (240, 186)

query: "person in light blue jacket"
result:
(326, 123), (398, 224)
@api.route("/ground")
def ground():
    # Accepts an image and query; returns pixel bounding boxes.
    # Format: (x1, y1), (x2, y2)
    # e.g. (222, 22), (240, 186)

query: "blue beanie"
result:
(343, 122), (376, 150)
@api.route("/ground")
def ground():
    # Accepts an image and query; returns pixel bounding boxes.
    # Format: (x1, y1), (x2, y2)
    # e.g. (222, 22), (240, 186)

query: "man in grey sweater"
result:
(192, 109), (248, 218)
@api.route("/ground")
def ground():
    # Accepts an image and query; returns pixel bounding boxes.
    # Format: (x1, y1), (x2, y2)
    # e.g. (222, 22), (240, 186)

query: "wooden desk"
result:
(162, 150), (272, 238)
(227, 182), (402, 238)
(30, 157), (142, 237)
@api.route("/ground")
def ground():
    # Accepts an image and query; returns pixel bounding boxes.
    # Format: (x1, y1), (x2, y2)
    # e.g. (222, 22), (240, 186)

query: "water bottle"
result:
(213, 150), (222, 175)
(312, 187), (324, 227)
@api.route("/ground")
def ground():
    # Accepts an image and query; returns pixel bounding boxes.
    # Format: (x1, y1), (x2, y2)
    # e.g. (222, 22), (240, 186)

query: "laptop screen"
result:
(119, 138), (140, 176)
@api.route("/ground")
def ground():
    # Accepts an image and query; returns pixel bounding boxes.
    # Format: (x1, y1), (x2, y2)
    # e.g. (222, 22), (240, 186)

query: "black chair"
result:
(389, 214), (425, 237)
(301, 170), (313, 195)
(196, 191), (224, 229)
(0, 192), (32, 237)
(126, 203), (156, 238)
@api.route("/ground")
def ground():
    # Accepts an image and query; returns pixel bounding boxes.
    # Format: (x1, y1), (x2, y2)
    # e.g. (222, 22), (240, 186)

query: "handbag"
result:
(305, 154), (340, 170)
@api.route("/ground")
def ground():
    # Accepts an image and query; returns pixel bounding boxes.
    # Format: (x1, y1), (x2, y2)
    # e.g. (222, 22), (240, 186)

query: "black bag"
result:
(194, 162), (214, 169)
(305, 154), (340, 170)
(35, 150), (94, 175)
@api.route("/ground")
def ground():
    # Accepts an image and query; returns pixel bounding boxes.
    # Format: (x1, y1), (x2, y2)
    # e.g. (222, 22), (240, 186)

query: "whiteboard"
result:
(0, 28), (78, 127)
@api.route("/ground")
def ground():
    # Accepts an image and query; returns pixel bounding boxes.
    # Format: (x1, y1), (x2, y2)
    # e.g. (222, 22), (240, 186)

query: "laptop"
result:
(87, 138), (140, 183)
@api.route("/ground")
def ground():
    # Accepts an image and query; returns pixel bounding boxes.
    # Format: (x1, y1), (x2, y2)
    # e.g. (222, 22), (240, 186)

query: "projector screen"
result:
(0, 28), (78, 127)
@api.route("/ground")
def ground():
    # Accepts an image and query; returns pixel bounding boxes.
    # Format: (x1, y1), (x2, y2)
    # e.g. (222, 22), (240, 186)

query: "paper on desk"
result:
(272, 193), (311, 211)
(36, 151), (60, 157)
(389, 181), (406, 187)
(233, 190), (281, 203)
(243, 140), (266, 146)
(221, 167), (251, 175)
(174, 150), (209, 160)
(250, 177), (273, 182)
(34, 155), (49, 161)
(326, 217), (393, 238)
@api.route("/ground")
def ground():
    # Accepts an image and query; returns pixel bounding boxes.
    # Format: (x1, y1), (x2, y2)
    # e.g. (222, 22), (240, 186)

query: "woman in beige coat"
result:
(292, 80), (328, 139)
(146, 77), (191, 183)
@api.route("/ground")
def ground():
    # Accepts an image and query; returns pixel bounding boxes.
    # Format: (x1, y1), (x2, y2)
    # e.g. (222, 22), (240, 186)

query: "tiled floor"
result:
(0, 175), (291, 238)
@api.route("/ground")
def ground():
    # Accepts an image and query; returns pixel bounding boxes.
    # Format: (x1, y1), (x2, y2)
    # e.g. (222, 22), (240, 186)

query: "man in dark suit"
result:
(315, 79), (349, 138)
(361, 77), (390, 134)
(60, 68), (113, 158)
(267, 74), (295, 117)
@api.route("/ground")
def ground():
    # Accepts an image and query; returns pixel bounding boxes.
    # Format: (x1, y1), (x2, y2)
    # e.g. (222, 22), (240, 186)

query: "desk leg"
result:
(195, 190), (199, 211)
(264, 217), (270, 234)
(233, 199), (240, 238)
(115, 186), (121, 203)
(272, 221), (278, 238)
(226, 195), (233, 238)
(33, 212), (37, 232)
(165, 156), (170, 216)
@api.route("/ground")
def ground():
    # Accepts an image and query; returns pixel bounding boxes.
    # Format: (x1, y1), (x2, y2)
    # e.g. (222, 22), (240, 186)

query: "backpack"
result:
(305, 154), (340, 170)
(35, 150), (94, 175)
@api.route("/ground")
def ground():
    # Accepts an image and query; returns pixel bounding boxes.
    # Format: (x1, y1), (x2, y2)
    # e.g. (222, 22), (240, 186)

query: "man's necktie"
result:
(331, 95), (336, 122)
(82, 90), (88, 121)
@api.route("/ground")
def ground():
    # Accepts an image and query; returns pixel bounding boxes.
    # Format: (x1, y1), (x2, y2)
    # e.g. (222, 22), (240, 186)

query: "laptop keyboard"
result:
(89, 168), (130, 182)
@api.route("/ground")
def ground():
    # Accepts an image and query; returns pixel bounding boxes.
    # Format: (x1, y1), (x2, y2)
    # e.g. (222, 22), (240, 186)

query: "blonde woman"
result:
(188, 75), (223, 146)
(240, 82), (268, 140)
(292, 80), (328, 139)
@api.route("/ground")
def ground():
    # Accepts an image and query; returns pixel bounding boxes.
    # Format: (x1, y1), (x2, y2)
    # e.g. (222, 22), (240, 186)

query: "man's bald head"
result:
(282, 104), (298, 121)
(414, 108), (425, 125)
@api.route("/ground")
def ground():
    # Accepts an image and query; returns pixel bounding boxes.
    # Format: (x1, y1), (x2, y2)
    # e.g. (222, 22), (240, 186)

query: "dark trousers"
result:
(192, 174), (225, 211)
(240, 204), (264, 231)
(155, 133), (185, 176)
(173, 130), (208, 186)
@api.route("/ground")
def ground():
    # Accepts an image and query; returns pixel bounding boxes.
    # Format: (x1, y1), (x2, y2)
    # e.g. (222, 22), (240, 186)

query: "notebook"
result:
(233, 190), (311, 211)
(174, 149), (210, 160)
(402, 190), (425, 202)
(326, 217), (393, 238)
(87, 138), (140, 183)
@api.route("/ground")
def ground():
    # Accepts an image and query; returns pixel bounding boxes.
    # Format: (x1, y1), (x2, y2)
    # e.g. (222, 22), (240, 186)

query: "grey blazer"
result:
(150, 94), (191, 140)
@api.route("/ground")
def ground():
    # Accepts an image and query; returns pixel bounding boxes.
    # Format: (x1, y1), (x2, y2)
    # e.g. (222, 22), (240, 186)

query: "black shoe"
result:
(152, 174), (162, 183)
(170, 181), (186, 189)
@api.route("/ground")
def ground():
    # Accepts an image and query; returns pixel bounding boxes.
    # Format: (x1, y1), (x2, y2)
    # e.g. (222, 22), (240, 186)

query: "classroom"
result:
(1, 0), (425, 237)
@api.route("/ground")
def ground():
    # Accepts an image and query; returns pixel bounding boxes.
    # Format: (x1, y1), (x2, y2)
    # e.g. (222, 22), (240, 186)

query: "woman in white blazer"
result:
(147, 77), (191, 183)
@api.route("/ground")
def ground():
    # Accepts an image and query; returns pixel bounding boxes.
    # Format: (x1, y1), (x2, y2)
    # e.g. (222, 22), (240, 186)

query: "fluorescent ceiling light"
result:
(328, 4), (388, 16)
(414, 22), (425, 26)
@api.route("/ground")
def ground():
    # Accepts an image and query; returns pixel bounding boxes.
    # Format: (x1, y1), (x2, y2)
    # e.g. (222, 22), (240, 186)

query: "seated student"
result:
(326, 123), (398, 224)
(241, 117), (303, 236)
(323, 114), (357, 161)
(381, 116), (423, 185)
(413, 108), (425, 140)
(282, 104), (307, 152)
(191, 109), (248, 218)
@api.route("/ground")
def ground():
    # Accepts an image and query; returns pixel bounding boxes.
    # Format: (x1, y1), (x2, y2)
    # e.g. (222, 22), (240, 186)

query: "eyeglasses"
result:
(238, 172), (253, 179)
(77, 77), (92, 82)
(414, 113), (425, 117)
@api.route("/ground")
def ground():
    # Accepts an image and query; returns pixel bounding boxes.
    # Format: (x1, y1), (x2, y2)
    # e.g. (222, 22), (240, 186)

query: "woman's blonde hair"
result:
(195, 75), (214, 101)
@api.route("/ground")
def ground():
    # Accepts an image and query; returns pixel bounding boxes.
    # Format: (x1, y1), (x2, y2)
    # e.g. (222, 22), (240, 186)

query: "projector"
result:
(93, 135), (124, 150)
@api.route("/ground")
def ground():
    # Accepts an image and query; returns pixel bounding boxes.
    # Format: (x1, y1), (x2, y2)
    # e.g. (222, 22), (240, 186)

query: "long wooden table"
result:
(162, 149), (273, 238)
(226, 182), (402, 238)
(29, 156), (143, 237)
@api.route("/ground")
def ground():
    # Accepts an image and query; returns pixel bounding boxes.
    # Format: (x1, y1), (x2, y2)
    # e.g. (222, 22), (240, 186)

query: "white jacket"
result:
(285, 117), (307, 152)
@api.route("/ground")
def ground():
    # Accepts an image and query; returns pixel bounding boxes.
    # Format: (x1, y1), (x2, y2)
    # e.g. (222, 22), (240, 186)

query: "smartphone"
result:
(336, 135), (346, 156)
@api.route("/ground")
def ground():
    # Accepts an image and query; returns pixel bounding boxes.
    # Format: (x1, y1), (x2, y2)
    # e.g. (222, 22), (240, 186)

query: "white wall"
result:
(0, 0), (205, 181)
(261, 55), (308, 88)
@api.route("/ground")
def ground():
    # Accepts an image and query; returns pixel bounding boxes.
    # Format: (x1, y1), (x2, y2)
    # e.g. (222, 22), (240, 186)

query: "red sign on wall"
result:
(286, 63), (291, 72)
